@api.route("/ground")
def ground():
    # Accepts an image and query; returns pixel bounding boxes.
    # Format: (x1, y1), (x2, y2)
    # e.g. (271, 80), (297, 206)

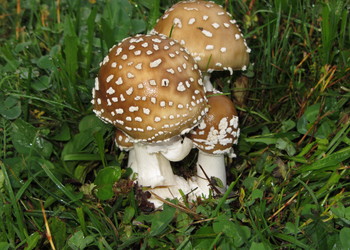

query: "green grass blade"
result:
(39, 159), (82, 205)
(0, 161), (29, 241)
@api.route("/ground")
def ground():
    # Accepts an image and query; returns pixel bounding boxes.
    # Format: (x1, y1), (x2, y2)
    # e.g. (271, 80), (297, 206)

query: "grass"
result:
(0, 0), (349, 249)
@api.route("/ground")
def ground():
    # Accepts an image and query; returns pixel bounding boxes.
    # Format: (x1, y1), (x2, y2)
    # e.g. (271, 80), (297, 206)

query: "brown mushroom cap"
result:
(114, 129), (134, 150)
(92, 34), (208, 142)
(187, 91), (239, 155)
(152, 0), (250, 73)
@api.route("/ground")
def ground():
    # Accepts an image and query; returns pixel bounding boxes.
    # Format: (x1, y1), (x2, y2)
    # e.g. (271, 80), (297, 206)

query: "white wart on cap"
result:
(152, 0), (250, 73)
(187, 91), (240, 157)
(92, 34), (208, 142)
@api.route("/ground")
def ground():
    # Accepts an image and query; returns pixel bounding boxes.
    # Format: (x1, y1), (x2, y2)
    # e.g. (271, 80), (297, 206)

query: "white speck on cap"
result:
(212, 22), (220, 29)
(135, 117), (142, 122)
(188, 18), (196, 24)
(127, 72), (135, 79)
(151, 38), (161, 43)
(116, 47), (122, 56)
(153, 44), (159, 50)
(94, 77), (100, 90)
(129, 106), (139, 112)
(102, 55), (109, 65)
(149, 79), (157, 86)
(166, 68), (175, 74)
(177, 82), (186, 92)
(126, 87), (133, 95)
(115, 108), (124, 114)
(143, 108), (150, 115)
(173, 18), (182, 28)
(135, 63), (142, 70)
(106, 87), (115, 95)
(161, 79), (170, 86)
(106, 74), (114, 83)
(150, 58), (162, 68)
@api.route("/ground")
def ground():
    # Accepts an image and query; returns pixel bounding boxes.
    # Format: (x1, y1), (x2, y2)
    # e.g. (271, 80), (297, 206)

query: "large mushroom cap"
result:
(92, 34), (208, 142)
(187, 91), (240, 156)
(152, 0), (250, 73)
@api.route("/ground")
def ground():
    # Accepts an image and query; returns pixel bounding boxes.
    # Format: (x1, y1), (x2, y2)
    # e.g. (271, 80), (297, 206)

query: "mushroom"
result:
(91, 34), (208, 203)
(187, 91), (240, 197)
(152, 0), (251, 91)
(114, 129), (135, 170)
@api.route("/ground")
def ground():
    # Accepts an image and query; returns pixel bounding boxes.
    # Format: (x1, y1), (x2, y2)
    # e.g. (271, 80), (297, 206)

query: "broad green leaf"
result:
(94, 166), (121, 200)
(0, 243), (10, 250)
(193, 226), (216, 248)
(284, 222), (299, 234)
(0, 95), (22, 120)
(32, 75), (51, 91)
(304, 104), (321, 123)
(339, 228), (350, 248)
(213, 215), (251, 248)
(297, 115), (309, 134)
(150, 205), (176, 236)
(36, 55), (55, 70)
(251, 189), (263, 200)
(11, 119), (53, 158)
(68, 231), (95, 250)
(24, 232), (40, 250)
(315, 119), (335, 139)
(79, 114), (108, 133)
(122, 206), (135, 224)
(49, 217), (67, 250)
(281, 119), (296, 132)
(51, 123), (71, 141)
(249, 242), (272, 250)
(14, 42), (32, 53)
(276, 137), (296, 156)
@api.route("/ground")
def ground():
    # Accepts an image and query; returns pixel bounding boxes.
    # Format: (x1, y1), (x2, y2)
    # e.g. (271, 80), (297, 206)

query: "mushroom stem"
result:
(127, 148), (137, 172)
(195, 150), (227, 196)
(203, 74), (214, 92)
(132, 142), (193, 208)
(132, 142), (166, 187)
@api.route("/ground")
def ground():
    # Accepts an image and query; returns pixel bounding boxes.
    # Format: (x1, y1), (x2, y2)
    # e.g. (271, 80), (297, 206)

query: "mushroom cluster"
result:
(92, 0), (250, 208)
(151, 0), (251, 91)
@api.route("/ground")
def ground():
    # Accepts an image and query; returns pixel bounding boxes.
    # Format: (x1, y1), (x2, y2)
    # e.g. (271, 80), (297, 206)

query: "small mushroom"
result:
(152, 0), (251, 91)
(92, 34), (208, 205)
(187, 91), (240, 197)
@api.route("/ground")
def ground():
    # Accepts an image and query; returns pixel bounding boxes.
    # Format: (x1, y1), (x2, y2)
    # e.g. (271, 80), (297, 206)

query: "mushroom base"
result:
(128, 142), (193, 209)
(189, 151), (227, 198)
